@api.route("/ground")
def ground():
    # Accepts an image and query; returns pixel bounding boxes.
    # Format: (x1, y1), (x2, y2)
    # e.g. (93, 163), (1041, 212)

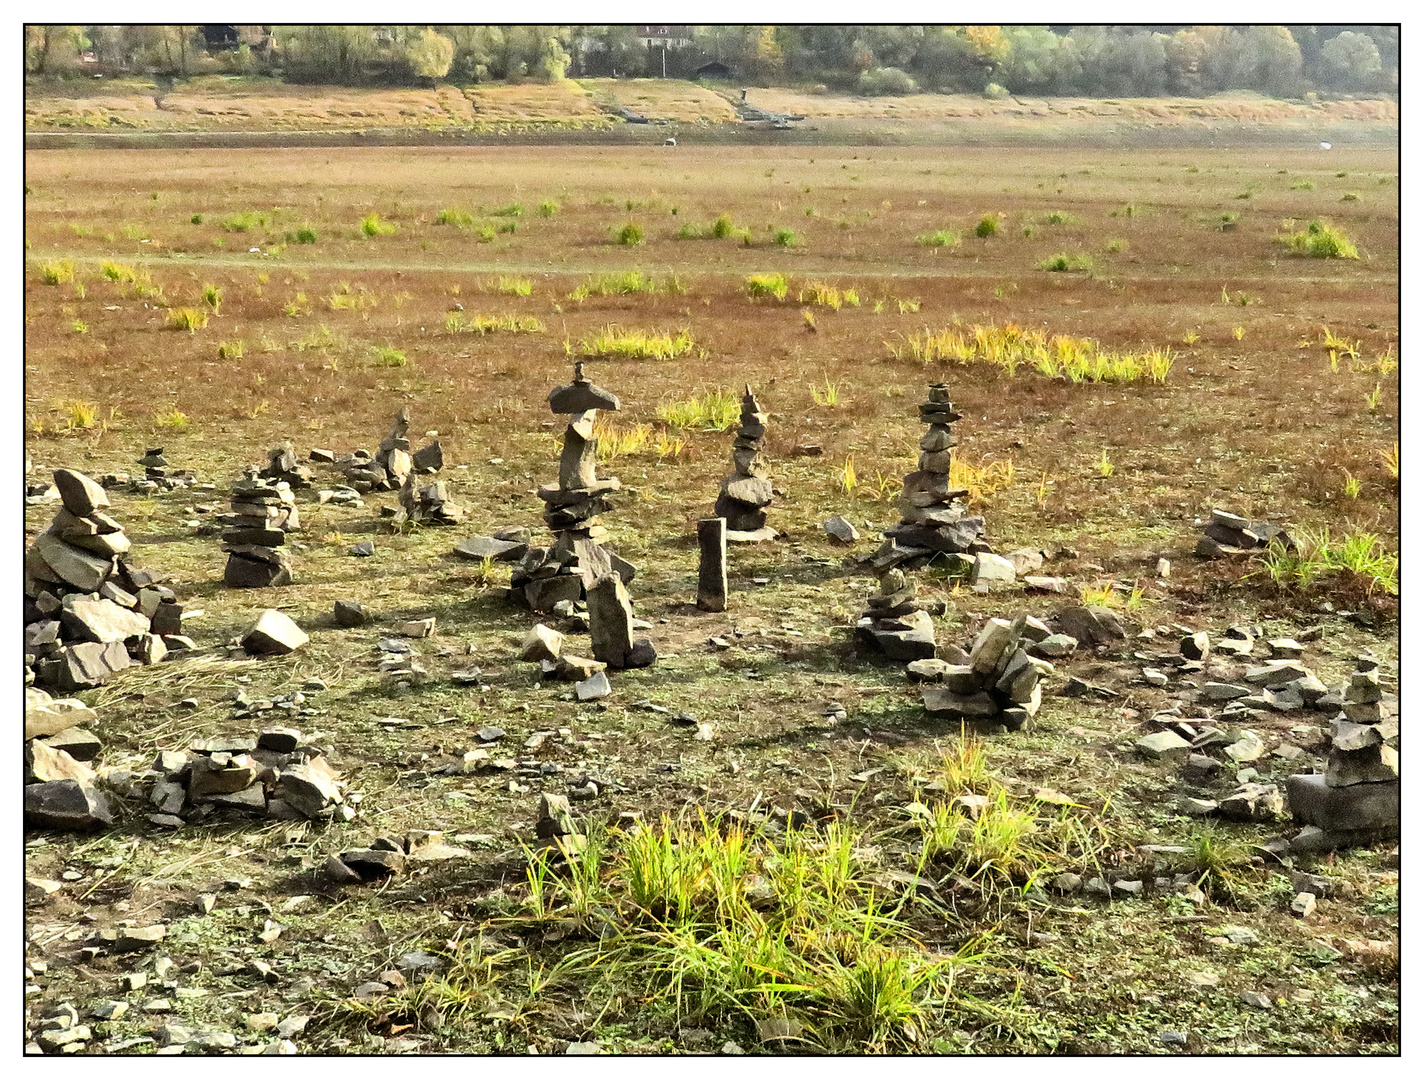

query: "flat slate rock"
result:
(455, 535), (527, 561)
(53, 469), (110, 516)
(25, 779), (113, 830)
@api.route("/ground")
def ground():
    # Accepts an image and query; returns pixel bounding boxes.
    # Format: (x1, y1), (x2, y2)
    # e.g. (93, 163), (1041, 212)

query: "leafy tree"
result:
(1319, 30), (1384, 91)
(25, 25), (90, 75)
(406, 28), (454, 85)
(910, 27), (987, 92)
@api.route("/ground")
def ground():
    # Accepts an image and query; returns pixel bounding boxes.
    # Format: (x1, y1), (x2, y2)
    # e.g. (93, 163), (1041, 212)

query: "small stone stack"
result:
(1196, 508), (1290, 559)
(714, 385), (776, 543)
(132, 447), (197, 492)
(25, 688), (111, 831)
(867, 383), (985, 572)
(398, 473), (465, 526)
(259, 442), (314, 489)
(342, 409), (414, 493)
(920, 614), (1055, 731)
(1284, 657), (1399, 850)
(221, 470), (300, 588)
(509, 363), (636, 612)
(25, 469), (185, 692)
(856, 568), (937, 660)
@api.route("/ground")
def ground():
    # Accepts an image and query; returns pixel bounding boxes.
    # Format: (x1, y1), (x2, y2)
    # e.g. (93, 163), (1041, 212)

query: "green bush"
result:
(975, 214), (1000, 238)
(615, 222), (644, 246)
(917, 230), (959, 248)
(857, 66), (917, 96)
(1038, 253), (1094, 272)
(774, 228), (798, 247)
(361, 213), (397, 238)
(1279, 220), (1359, 259)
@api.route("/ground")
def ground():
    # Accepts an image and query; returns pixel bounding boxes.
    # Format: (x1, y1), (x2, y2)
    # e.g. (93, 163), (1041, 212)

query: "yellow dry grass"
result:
(578, 78), (737, 122)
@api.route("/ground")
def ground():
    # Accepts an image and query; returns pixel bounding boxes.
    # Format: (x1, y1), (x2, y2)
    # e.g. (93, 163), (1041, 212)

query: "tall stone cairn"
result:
(714, 385), (776, 543)
(1284, 656), (1399, 848)
(509, 362), (636, 612)
(868, 382), (984, 571)
(221, 468), (300, 588)
(24, 469), (184, 692)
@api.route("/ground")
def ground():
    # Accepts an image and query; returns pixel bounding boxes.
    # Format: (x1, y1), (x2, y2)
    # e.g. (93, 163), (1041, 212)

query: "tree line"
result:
(25, 25), (1398, 99)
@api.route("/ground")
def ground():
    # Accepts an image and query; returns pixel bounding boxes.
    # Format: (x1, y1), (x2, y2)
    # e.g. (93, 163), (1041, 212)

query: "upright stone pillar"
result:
(696, 517), (728, 612)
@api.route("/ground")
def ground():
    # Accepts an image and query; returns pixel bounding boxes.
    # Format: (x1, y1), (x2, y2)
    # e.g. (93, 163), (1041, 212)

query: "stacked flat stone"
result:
(24, 469), (184, 692)
(1284, 657), (1399, 850)
(508, 363), (636, 612)
(714, 385), (776, 543)
(259, 441), (314, 489)
(1197, 508), (1291, 559)
(920, 614), (1055, 732)
(856, 568), (937, 660)
(131, 447), (197, 493)
(398, 473), (465, 526)
(221, 469), (300, 588)
(868, 383), (984, 572)
(341, 409), (443, 493)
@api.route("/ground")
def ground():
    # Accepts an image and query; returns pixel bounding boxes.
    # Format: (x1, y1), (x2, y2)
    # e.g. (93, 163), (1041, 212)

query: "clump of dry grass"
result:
(888, 322), (1172, 384)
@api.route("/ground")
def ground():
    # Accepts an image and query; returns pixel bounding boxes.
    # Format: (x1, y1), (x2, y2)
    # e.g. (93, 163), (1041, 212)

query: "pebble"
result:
(1240, 990), (1273, 1010)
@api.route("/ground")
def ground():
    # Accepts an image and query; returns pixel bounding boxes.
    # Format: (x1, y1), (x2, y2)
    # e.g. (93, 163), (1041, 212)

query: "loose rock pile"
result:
(145, 726), (351, 827)
(258, 442), (313, 489)
(325, 829), (470, 884)
(509, 363), (636, 612)
(714, 385), (776, 543)
(1196, 507), (1290, 558)
(1285, 657), (1399, 851)
(398, 473), (465, 526)
(340, 408), (441, 493)
(221, 470), (300, 588)
(515, 623), (613, 700)
(25, 469), (186, 691)
(867, 383), (984, 572)
(856, 568), (941, 660)
(918, 614), (1056, 731)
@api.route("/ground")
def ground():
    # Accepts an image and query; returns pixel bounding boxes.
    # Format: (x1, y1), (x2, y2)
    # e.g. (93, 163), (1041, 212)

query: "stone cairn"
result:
(856, 568), (941, 660)
(917, 614), (1055, 732)
(866, 383), (984, 572)
(343, 408), (411, 493)
(714, 385), (776, 543)
(221, 469), (300, 588)
(399, 472), (465, 526)
(509, 363), (636, 612)
(25, 470), (186, 693)
(1285, 656), (1399, 851)
(132, 447), (197, 493)
(25, 688), (111, 831)
(259, 441), (313, 489)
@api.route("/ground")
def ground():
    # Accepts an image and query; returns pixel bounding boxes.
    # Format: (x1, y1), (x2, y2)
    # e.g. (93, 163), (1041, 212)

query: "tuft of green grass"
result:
(1342, 192), (1360, 202)
(569, 271), (655, 300)
(1038, 253), (1094, 272)
(62, 400), (98, 430)
(657, 390), (740, 430)
(167, 307), (209, 332)
(537, 199), (559, 217)
(490, 203), (524, 217)
(446, 313), (544, 335)
(360, 213), (397, 238)
(1278, 219), (1358, 259)
(1106, 239), (1126, 253)
(493, 276), (532, 296)
(1093, 449), (1114, 477)
(437, 207), (476, 227)
(372, 345), (407, 367)
(774, 227), (799, 247)
(38, 259), (75, 286)
(201, 284), (222, 312)
(288, 226), (318, 244)
(217, 340), (244, 360)
(917, 230), (959, 248)
(974, 214), (1000, 238)
(569, 326), (695, 361)
(1044, 210), (1075, 224)
(153, 407), (191, 432)
(615, 222), (645, 246)
(190, 213), (204, 224)
(220, 211), (267, 232)
(1252, 527), (1398, 596)
(746, 273), (789, 301)
(812, 379), (842, 407)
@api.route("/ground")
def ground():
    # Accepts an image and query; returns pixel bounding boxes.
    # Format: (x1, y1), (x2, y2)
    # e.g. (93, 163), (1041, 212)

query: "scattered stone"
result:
(1240, 990), (1273, 1010)
(1291, 892), (1317, 918)
(398, 617), (436, 638)
(823, 515), (859, 544)
(1055, 605), (1126, 647)
(1180, 631), (1212, 660)
(349, 540), (375, 557)
(241, 610), (308, 655)
(333, 600), (370, 627)
(455, 534), (527, 562)
(25, 779), (113, 830)
(575, 670), (611, 701)
(971, 552), (1017, 587)
(1137, 731), (1192, 761)
(1217, 783), (1283, 822)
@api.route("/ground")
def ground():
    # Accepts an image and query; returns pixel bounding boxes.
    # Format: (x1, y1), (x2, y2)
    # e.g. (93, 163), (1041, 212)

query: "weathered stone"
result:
(43, 641), (132, 691)
(274, 764), (341, 819)
(860, 608), (937, 661)
(33, 532), (112, 592)
(625, 638), (657, 668)
(339, 849), (405, 880)
(575, 670), (612, 701)
(1244, 660), (1312, 688)
(1267, 638), (1305, 659)
(224, 553), (292, 589)
(455, 535), (526, 562)
(696, 518), (728, 612)
(412, 440), (443, 473)
(398, 617), (435, 638)
(188, 754), (259, 798)
(53, 469), (110, 516)
(518, 624), (565, 663)
(1345, 670), (1382, 704)
(1201, 682), (1252, 702)
(969, 618), (1016, 675)
(1023, 575), (1069, 594)
(906, 658), (953, 682)
(553, 654), (605, 681)
(537, 793), (578, 838)
(27, 740), (95, 785)
(241, 610), (308, 655)
(333, 599), (369, 628)
(39, 727), (102, 762)
(1004, 548), (1044, 576)
(1286, 774), (1398, 835)
(1326, 744), (1399, 787)
(1056, 605), (1126, 647)
(1136, 731), (1193, 760)
(588, 574), (636, 668)
(823, 515), (859, 544)
(60, 594), (150, 644)
(1224, 732), (1266, 763)
(25, 780), (113, 830)
(1028, 633), (1076, 660)
(970, 552), (1017, 586)
(25, 696), (97, 740)
(922, 687), (999, 718)
(1217, 782), (1283, 822)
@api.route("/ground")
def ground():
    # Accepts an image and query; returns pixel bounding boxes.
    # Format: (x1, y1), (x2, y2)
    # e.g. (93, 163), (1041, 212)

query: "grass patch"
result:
(360, 213), (397, 238)
(372, 345), (407, 368)
(657, 389), (740, 430)
(888, 322), (1172, 385)
(201, 284), (222, 312)
(287, 226), (318, 244)
(917, 230), (959, 248)
(1279, 219), (1359, 259)
(615, 222), (645, 246)
(220, 211), (267, 232)
(1252, 528), (1398, 596)
(538, 200), (559, 217)
(1044, 210), (1075, 224)
(569, 270), (655, 301)
(1038, 252), (1094, 272)
(569, 326), (696, 361)
(492, 276), (532, 297)
(490, 203), (524, 217)
(974, 214), (1000, 238)
(445, 313), (545, 335)
(746, 273), (789, 301)
(167, 307), (209, 332)
(153, 407), (191, 432)
(38, 259), (75, 286)
(217, 340), (244, 360)
(436, 207), (475, 227)
(774, 227), (799, 247)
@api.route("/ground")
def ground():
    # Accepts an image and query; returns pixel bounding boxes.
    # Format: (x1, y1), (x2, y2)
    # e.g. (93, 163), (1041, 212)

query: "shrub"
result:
(38, 259), (74, 286)
(497, 220), (517, 235)
(167, 308), (209, 332)
(983, 82), (1009, 99)
(746, 274), (789, 301)
(190, 213), (204, 224)
(974, 214), (1000, 238)
(857, 66), (917, 96)
(361, 213), (397, 237)
(917, 230), (959, 248)
(711, 213), (735, 239)
(1279, 220), (1359, 259)
(774, 228), (799, 247)
(284, 226), (318, 244)
(538, 200), (559, 217)
(615, 222), (645, 246)
(1038, 253), (1094, 272)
